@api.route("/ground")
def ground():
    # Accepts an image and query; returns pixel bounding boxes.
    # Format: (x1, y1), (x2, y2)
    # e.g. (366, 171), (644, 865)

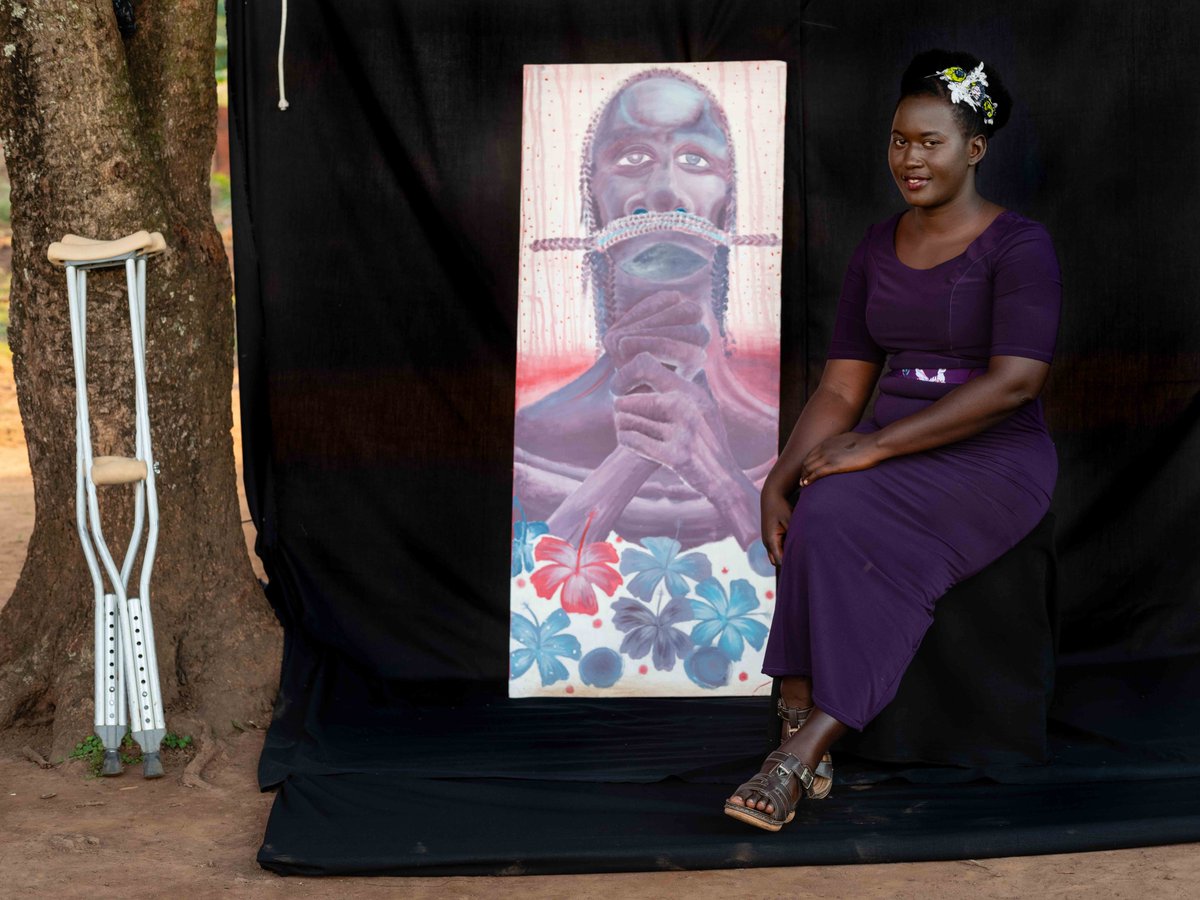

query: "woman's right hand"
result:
(761, 488), (794, 567)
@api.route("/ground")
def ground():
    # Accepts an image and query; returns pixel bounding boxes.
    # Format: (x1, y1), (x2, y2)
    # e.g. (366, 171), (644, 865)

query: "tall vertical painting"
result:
(511, 61), (787, 697)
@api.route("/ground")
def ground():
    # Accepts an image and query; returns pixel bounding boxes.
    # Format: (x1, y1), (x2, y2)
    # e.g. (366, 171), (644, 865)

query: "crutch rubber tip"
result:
(142, 751), (164, 779)
(101, 749), (123, 776)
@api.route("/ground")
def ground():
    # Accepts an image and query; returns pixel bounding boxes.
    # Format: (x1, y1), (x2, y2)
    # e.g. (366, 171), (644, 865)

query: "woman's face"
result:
(889, 95), (986, 208)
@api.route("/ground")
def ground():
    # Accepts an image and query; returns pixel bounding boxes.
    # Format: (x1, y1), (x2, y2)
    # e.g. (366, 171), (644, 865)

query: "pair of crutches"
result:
(47, 230), (168, 777)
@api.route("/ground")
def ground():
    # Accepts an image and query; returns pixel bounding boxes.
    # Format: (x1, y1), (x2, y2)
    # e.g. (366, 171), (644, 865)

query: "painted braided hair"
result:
(578, 68), (738, 342)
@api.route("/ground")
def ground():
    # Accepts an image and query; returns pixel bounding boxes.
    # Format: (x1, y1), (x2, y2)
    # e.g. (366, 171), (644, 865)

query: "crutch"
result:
(48, 230), (169, 778)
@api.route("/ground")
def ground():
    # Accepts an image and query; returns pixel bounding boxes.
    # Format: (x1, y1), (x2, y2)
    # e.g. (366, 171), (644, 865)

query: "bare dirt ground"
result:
(1, 280), (1199, 896)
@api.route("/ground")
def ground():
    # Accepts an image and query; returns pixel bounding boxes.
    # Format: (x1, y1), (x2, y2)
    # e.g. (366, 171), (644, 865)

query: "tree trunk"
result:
(0, 0), (280, 762)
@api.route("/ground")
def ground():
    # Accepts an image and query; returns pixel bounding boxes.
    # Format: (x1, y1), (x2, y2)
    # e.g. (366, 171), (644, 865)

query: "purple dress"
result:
(761, 209), (1062, 731)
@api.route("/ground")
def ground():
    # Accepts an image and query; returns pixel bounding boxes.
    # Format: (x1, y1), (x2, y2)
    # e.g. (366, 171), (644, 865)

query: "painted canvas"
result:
(510, 61), (786, 697)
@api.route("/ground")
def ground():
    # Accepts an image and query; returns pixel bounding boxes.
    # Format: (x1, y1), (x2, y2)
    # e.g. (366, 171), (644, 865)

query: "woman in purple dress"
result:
(725, 50), (1062, 831)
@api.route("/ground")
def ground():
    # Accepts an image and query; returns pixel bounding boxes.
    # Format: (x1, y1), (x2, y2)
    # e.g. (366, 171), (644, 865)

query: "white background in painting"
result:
(510, 533), (778, 698)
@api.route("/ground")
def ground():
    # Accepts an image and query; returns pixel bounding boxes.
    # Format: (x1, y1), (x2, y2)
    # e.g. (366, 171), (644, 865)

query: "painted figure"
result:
(514, 69), (777, 550)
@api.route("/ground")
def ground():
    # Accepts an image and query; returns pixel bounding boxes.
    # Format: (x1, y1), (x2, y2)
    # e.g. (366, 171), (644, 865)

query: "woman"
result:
(725, 49), (1062, 831)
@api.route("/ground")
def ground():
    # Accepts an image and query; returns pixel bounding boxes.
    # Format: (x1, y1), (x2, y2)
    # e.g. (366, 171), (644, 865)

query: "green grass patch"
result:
(70, 730), (194, 778)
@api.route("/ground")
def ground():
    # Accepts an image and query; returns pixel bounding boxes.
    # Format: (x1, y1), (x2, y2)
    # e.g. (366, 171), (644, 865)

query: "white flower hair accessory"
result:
(928, 61), (998, 125)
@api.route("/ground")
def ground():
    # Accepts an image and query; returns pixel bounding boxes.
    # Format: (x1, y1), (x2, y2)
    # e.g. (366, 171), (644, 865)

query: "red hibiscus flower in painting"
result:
(530, 512), (622, 615)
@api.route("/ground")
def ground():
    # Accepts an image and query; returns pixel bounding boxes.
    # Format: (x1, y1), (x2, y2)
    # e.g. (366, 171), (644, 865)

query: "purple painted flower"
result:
(611, 595), (695, 671)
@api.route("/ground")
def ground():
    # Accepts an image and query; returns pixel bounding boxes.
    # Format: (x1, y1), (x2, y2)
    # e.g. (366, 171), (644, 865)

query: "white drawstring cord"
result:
(276, 0), (290, 110)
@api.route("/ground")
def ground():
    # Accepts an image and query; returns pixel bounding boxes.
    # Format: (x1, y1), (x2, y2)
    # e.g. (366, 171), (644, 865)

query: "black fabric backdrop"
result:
(227, 0), (1200, 875)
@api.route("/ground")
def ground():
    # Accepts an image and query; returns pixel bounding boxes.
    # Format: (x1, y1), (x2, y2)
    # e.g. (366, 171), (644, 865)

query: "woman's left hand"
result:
(798, 432), (886, 487)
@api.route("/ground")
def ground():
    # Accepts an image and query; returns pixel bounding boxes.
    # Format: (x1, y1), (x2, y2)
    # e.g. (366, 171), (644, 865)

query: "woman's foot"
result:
(723, 749), (814, 831)
(726, 705), (848, 821)
(726, 752), (803, 818)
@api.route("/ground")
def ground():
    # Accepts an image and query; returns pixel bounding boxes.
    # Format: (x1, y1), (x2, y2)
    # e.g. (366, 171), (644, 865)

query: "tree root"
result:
(181, 721), (219, 790)
(20, 745), (52, 768)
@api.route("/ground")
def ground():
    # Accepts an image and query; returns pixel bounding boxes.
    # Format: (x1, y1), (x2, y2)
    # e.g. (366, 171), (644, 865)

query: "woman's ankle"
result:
(778, 676), (813, 711)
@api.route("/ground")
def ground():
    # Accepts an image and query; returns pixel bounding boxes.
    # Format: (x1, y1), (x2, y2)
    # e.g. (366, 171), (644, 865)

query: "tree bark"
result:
(0, 0), (280, 762)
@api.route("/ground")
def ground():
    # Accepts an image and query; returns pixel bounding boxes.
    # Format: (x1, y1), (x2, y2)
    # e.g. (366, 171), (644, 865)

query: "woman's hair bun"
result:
(898, 49), (1012, 138)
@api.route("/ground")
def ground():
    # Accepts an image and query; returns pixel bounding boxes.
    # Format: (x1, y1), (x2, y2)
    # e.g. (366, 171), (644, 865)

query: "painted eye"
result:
(617, 151), (651, 166)
(678, 152), (709, 168)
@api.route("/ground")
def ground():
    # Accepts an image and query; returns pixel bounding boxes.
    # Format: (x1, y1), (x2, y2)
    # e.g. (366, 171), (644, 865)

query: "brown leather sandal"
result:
(723, 749), (815, 832)
(777, 699), (834, 800)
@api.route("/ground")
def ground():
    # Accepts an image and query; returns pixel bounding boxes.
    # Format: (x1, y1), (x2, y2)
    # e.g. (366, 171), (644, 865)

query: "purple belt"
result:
(888, 366), (985, 384)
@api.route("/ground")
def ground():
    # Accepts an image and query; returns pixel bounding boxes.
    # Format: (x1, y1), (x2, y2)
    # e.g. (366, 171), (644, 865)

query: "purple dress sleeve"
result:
(990, 223), (1062, 363)
(825, 232), (886, 365)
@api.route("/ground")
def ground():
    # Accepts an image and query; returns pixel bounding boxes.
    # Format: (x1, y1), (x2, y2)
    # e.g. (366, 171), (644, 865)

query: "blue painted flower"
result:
(511, 498), (549, 577)
(689, 577), (769, 662)
(611, 595), (695, 672)
(510, 607), (581, 686)
(619, 537), (711, 601)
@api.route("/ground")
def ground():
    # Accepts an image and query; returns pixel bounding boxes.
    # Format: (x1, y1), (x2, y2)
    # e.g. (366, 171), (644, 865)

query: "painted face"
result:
(589, 77), (733, 229)
(889, 94), (984, 208)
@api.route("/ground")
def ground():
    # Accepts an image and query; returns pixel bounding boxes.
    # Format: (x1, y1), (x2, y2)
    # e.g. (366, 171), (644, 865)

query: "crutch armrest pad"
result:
(61, 231), (167, 255)
(91, 456), (148, 485)
(48, 231), (154, 265)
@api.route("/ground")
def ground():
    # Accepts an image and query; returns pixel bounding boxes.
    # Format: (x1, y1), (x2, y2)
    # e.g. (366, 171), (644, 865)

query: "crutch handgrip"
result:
(91, 456), (148, 485)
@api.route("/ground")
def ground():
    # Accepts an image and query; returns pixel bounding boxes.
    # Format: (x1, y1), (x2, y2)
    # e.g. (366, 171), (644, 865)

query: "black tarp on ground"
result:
(226, 0), (1200, 875)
